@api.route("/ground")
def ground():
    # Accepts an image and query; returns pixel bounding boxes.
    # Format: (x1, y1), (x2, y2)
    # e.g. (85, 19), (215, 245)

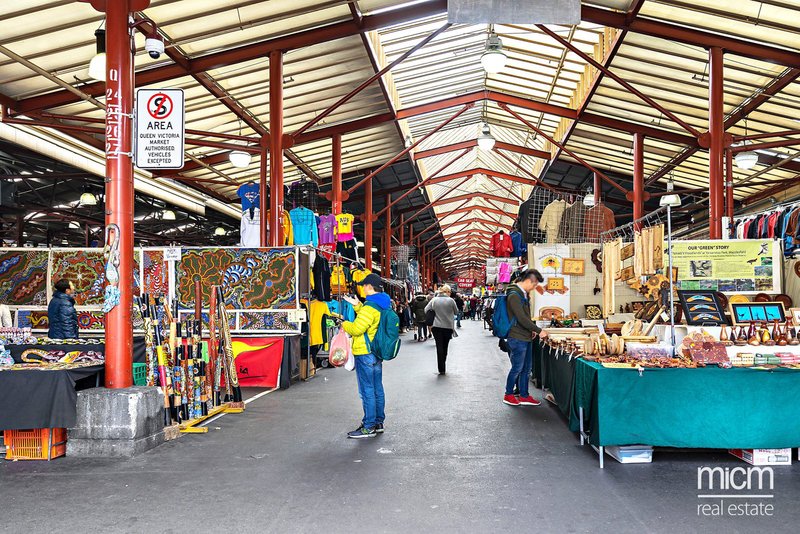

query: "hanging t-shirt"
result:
(336, 214), (355, 241)
(509, 231), (526, 258)
(312, 256), (331, 302)
(288, 180), (320, 211)
(289, 206), (318, 246)
(307, 300), (331, 347)
(318, 214), (337, 245)
(240, 208), (260, 248)
(498, 262), (512, 284)
(237, 183), (261, 212)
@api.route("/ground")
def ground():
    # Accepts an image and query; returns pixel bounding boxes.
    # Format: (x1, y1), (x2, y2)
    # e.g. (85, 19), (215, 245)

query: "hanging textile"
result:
(538, 199), (566, 243)
(289, 207), (318, 246)
(240, 208), (260, 248)
(312, 256), (332, 301)
(652, 224), (664, 271)
(585, 204), (615, 241)
(336, 214), (355, 242)
(287, 179), (320, 211)
(318, 214), (337, 245)
(557, 201), (588, 243)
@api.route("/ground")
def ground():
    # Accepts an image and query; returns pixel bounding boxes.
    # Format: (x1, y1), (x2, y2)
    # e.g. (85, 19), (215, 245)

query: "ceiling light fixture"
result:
(659, 178), (681, 208)
(583, 189), (596, 207)
(88, 29), (106, 81)
(477, 123), (496, 151)
(79, 191), (97, 206)
(162, 209), (176, 220)
(214, 226), (227, 236)
(481, 33), (507, 74)
(229, 118), (252, 168)
(735, 150), (758, 170)
(68, 221), (81, 229)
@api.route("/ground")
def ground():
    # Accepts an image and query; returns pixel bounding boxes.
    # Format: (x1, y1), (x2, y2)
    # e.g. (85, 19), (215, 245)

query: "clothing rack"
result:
(732, 198), (800, 221)
(599, 206), (668, 242)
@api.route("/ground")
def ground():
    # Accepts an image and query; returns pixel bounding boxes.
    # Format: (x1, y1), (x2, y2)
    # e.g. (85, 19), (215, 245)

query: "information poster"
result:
(670, 240), (781, 295)
(530, 245), (571, 319)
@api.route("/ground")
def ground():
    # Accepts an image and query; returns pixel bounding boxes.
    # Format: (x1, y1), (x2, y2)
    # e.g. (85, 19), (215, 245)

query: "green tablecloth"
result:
(537, 344), (577, 419)
(572, 359), (800, 448)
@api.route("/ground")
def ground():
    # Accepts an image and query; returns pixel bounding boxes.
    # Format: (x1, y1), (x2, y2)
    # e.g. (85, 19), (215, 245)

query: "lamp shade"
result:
(79, 192), (97, 206)
(229, 150), (252, 168)
(476, 124), (495, 151)
(659, 194), (682, 208)
(162, 210), (176, 220)
(735, 150), (758, 170)
(88, 29), (106, 82)
(582, 191), (596, 207)
(481, 34), (507, 74)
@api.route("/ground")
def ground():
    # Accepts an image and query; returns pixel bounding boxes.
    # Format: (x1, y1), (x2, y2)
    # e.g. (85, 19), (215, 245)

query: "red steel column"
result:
(725, 149), (734, 237)
(594, 172), (601, 205)
(259, 137), (268, 246)
(103, 0), (138, 388)
(269, 51), (284, 246)
(399, 214), (405, 244)
(331, 133), (343, 214)
(632, 133), (645, 229)
(384, 194), (392, 278)
(709, 47), (725, 240)
(364, 178), (373, 270)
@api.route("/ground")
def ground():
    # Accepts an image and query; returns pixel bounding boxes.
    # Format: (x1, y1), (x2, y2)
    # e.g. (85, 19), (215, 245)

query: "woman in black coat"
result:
(47, 279), (78, 339)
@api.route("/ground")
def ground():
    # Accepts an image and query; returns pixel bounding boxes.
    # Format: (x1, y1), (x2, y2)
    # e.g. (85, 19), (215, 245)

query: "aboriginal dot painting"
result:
(51, 250), (106, 306)
(51, 249), (140, 306)
(0, 249), (49, 305)
(179, 311), (236, 331)
(17, 310), (105, 330)
(77, 311), (105, 330)
(142, 249), (167, 295)
(239, 311), (296, 331)
(176, 248), (296, 310)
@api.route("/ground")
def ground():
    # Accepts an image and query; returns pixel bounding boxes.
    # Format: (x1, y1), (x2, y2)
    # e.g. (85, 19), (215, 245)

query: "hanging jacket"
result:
(509, 231), (527, 258)
(498, 262), (512, 283)
(490, 232), (513, 257)
(47, 291), (78, 339)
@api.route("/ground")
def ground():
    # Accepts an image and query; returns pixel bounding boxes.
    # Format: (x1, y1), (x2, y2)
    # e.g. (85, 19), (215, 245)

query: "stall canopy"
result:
(2, 1), (800, 275)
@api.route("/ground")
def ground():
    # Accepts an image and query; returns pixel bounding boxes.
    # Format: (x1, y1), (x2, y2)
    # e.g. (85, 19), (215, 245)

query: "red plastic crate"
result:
(4, 428), (67, 460)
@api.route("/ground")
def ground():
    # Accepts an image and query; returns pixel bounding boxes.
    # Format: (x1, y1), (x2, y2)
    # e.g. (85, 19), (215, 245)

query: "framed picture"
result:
(620, 243), (635, 260)
(789, 307), (800, 324)
(729, 302), (786, 326)
(678, 290), (728, 326)
(618, 266), (635, 281)
(547, 277), (565, 291)
(563, 258), (585, 276)
(584, 304), (602, 320)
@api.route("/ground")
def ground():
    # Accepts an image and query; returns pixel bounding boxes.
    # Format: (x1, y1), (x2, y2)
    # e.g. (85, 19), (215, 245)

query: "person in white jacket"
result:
(0, 304), (12, 328)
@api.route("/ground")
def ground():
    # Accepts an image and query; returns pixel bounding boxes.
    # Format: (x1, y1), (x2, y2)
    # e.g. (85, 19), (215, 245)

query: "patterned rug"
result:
(0, 250), (49, 305)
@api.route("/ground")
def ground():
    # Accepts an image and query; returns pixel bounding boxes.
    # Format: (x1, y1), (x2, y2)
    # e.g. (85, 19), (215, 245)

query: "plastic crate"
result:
(4, 428), (67, 460)
(133, 363), (147, 386)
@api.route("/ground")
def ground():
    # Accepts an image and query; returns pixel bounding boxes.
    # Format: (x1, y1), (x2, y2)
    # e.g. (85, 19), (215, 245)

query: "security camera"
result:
(145, 35), (164, 59)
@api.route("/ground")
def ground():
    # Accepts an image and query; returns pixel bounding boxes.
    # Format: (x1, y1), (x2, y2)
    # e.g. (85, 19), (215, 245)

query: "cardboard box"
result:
(729, 448), (792, 466)
(299, 358), (316, 380)
(606, 445), (653, 464)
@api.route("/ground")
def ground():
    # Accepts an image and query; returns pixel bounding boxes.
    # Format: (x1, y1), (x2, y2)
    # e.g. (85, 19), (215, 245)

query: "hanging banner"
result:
(670, 239), (781, 295)
(456, 277), (476, 288)
(134, 88), (185, 169)
(232, 337), (284, 389)
(530, 245), (571, 319)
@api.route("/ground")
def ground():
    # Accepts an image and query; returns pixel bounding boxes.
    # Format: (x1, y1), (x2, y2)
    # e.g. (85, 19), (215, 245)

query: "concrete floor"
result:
(2, 320), (798, 533)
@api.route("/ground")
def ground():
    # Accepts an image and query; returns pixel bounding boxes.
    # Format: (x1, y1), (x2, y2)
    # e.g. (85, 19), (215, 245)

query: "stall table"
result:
(538, 345), (800, 467)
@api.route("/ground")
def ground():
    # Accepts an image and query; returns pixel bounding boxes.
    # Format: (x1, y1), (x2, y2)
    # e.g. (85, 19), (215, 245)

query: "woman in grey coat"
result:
(425, 284), (458, 374)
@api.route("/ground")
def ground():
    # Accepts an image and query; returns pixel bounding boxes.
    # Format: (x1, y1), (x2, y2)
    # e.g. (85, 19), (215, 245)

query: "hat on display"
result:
(357, 273), (384, 290)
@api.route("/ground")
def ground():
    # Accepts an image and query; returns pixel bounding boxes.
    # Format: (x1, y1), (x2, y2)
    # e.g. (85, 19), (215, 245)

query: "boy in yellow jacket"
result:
(341, 274), (390, 439)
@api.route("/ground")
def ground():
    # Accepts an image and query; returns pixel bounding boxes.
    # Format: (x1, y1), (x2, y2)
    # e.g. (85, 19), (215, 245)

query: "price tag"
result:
(288, 309), (308, 323)
(164, 247), (181, 262)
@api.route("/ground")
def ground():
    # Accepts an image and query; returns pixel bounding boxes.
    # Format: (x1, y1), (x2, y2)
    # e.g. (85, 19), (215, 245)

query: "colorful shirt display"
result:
(289, 206), (318, 246)
(318, 214), (337, 244)
(237, 183), (260, 212)
(336, 214), (355, 241)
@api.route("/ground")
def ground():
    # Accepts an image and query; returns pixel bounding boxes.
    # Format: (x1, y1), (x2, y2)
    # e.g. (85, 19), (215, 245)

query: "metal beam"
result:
(413, 139), (550, 161)
(13, 0), (449, 114)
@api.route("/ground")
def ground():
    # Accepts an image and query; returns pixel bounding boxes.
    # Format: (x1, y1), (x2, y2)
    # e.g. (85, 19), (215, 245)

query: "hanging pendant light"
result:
(476, 123), (496, 151)
(659, 178), (682, 208)
(214, 226), (227, 236)
(229, 150), (252, 168)
(481, 33), (507, 74)
(735, 150), (758, 170)
(79, 191), (97, 206)
(162, 209), (176, 220)
(88, 29), (106, 82)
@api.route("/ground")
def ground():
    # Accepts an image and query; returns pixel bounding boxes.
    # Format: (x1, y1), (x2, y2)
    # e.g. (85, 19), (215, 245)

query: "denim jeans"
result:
(355, 353), (385, 429)
(505, 338), (532, 396)
(456, 311), (462, 327)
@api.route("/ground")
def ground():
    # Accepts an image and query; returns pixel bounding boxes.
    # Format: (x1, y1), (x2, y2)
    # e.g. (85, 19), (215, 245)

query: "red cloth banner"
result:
(232, 337), (284, 388)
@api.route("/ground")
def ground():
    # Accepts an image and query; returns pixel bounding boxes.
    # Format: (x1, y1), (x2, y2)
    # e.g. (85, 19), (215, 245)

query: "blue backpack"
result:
(492, 291), (527, 338)
(364, 304), (401, 361)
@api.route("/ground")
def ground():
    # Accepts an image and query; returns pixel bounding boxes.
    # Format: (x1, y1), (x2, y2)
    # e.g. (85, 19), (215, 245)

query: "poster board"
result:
(530, 245), (570, 319)
(670, 240), (781, 295)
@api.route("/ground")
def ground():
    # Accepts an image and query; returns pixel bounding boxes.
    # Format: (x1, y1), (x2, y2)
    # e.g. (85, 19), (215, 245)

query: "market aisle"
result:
(2, 320), (799, 533)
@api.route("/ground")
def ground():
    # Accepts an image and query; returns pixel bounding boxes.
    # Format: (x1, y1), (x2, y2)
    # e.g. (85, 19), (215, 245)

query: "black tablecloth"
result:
(0, 364), (104, 430)
(7, 337), (146, 363)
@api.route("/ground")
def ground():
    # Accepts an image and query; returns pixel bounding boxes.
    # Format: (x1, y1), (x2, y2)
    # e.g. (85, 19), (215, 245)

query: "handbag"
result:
(425, 309), (436, 327)
(344, 333), (356, 372)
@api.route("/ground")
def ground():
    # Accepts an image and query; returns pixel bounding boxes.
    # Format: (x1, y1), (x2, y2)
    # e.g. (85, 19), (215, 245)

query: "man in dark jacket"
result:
(453, 292), (464, 328)
(48, 279), (78, 340)
(503, 269), (547, 407)
(410, 294), (429, 341)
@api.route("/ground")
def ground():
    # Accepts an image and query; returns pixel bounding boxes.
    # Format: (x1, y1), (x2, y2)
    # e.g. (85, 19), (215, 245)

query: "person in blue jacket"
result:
(47, 279), (78, 340)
